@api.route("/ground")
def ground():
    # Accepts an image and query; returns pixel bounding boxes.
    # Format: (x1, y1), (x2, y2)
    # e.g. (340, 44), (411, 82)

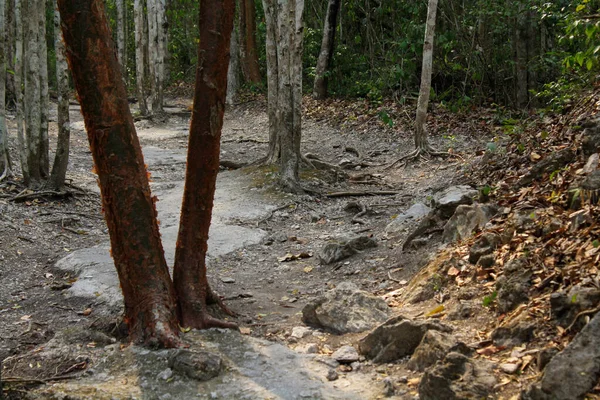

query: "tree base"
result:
(178, 284), (239, 331)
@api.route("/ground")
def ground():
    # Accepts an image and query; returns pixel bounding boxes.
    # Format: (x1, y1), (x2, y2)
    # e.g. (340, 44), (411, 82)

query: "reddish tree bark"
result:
(239, 0), (261, 83)
(172, 0), (236, 329)
(57, 0), (180, 347)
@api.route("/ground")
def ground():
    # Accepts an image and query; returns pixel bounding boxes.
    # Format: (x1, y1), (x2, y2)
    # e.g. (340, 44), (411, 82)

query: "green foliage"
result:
(562, 0), (600, 73)
(482, 291), (498, 307)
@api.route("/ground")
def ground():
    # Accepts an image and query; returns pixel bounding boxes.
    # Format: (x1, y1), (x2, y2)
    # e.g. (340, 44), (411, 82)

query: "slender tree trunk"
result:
(48, 0), (70, 191)
(414, 0), (438, 152)
(147, 0), (164, 113)
(172, 0), (236, 330)
(14, 0), (26, 182)
(5, 0), (15, 108)
(57, 0), (180, 347)
(262, 0), (279, 164)
(515, 8), (529, 108)
(134, 0), (148, 114)
(312, 0), (340, 100)
(0, 0), (12, 180)
(116, 0), (127, 81)
(39, 2), (50, 179)
(23, 0), (42, 186)
(239, 0), (261, 83)
(226, 24), (241, 105)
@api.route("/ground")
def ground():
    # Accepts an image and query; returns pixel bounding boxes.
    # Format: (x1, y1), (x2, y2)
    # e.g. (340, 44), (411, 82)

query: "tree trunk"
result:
(23, 0), (42, 186)
(239, 0), (261, 83)
(57, 0), (180, 347)
(116, 0), (127, 81)
(262, 0), (279, 164)
(414, 0), (438, 152)
(14, 0), (26, 182)
(312, 0), (340, 100)
(226, 23), (241, 105)
(0, 0), (12, 179)
(147, 0), (164, 113)
(515, 8), (529, 108)
(48, 0), (70, 191)
(134, 0), (148, 115)
(172, 0), (236, 330)
(5, 0), (15, 108)
(39, 2), (50, 179)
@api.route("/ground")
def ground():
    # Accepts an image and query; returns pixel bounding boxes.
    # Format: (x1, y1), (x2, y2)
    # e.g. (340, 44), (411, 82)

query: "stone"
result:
(385, 203), (432, 237)
(496, 259), (532, 314)
(296, 343), (319, 354)
(326, 369), (338, 381)
(332, 345), (360, 363)
(582, 153), (599, 174)
(580, 170), (600, 205)
(517, 148), (575, 187)
(290, 326), (312, 339)
(318, 236), (378, 265)
(221, 277), (236, 284)
(523, 312), (600, 400)
(537, 347), (559, 372)
(570, 209), (593, 232)
(477, 254), (495, 268)
(550, 286), (600, 329)
(381, 377), (395, 397)
(447, 301), (476, 321)
(467, 232), (501, 264)
(432, 185), (479, 218)
(418, 352), (497, 400)
(407, 330), (470, 372)
(168, 350), (222, 381)
(582, 123), (600, 155)
(491, 320), (535, 347)
(358, 316), (452, 363)
(302, 282), (391, 334)
(442, 204), (499, 243)
(157, 368), (174, 381)
(499, 363), (520, 374)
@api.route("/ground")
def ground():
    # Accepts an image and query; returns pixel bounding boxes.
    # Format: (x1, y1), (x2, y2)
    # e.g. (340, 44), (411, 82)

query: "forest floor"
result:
(0, 93), (599, 399)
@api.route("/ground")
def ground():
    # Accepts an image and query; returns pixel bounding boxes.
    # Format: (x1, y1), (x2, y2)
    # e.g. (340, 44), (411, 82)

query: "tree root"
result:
(206, 285), (238, 318)
(385, 146), (463, 170)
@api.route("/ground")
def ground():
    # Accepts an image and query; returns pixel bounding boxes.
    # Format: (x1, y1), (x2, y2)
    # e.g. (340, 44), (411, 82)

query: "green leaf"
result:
(483, 291), (498, 307)
(593, 240), (600, 248)
(576, 4), (586, 12)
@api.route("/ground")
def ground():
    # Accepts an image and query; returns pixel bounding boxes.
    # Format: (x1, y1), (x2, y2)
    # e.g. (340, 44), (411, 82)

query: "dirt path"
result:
(0, 100), (491, 399)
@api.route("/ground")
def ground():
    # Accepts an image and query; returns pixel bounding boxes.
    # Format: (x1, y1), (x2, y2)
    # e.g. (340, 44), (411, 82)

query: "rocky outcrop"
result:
(358, 316), (451, 363)
(432, 185), (479, 218)
(407, 330), (470, 372)
(302, 282), (391, 334)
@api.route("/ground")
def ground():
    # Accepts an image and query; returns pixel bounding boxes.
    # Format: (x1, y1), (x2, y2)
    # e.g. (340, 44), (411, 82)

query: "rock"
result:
(385, 203), (432, 237)
(302, 282), (391, 334)
(157, 368), (174, 381)
(290, 326), (312, 339)
(468, 232), (501, 264)
(523, 312), (600, 400)
(582, 124), (600, 155)
(296, 343), (319, 354)
(382, 377), (395, 397)
(168, 350), (222, 381)
(447, 301), (476, 321)
(358, 316), (452, 363)
(442, 204), (499, 243)
(332, 345), (359, 363)
(407, 330), (470, 372)
(496, 258), (531, 313)
(570, 209), (593, 232)
(478, 254), (495, 268)
(220, 277), (236, 284)
(582, 153), (599, 174)
(537, 347), (559, 372)
(433, 185), (478, 218)
(315, 355), (340, 369)
(550, 286), (600, 329)
(405, 282), (436, 304)
(491, 320), (535, 347)
(318, 236), (378, 265)
(580, 170), (600, 205)
(418, 352), (497, 400)
(517, 148), (575, 187)
(326, 369), (338, 381)
(499, 363), (520, 374)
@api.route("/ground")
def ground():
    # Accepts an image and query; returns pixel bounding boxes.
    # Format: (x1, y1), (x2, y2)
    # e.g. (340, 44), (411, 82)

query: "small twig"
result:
(2, 372), (85, 384)
(326, 190), (399, 198)
(351, 203), (368, 225)
(566, 305), (600, 332)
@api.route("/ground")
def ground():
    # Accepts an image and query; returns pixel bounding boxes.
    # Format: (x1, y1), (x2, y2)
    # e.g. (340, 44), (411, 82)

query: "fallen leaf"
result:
(240, 327), (251, 335)
(81, 308), (92, 316)
(407, 378), (421, 386)
(425, 305), (445, 317)
(20, 315), (32, 321)
(303, 266), (314, 273)
(447, 266), (460, 276)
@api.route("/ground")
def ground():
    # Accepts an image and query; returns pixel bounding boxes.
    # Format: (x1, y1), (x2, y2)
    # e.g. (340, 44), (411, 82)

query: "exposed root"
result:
(220, 160), (247, 170)
(206, 285), (238, 317)
(11, 189), (71, 202)
(385, 145), (463, 170)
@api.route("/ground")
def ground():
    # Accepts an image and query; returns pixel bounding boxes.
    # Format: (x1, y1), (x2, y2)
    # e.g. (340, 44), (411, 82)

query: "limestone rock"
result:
(385, 203), (432, 237)
(290, 326), (312, 339)
(168, 350), (222, 381)
(318, 236), (378, 265)
(407, 330), (470, 372)
(442, 204), (499, 243)
(523, 312), (600, 400)
(517, 148), (575, 187)
(418, 352), (496, 400)
(433, 185), (478, 218)
(447, 301), (476, 321)
(550, 286), (600, 329)
(332, 345), (359, 363)
(491, 320), (535, 347)
(496, 258), (531, 314)
(582, 123), (600, 155)
(302, 282), (391, 334)
(358, 316), (452, 363)
(468, 232), (501, 264)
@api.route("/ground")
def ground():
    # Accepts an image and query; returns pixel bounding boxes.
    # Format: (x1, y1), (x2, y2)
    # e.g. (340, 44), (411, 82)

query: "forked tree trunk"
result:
(414, 0), (438, 152)
(57, 0), (180, 347)
(312, 0), (340, 100)
(23, 0), (42, 186)
(116, 0), (127, 81)
(48, 0), (70, 191)
(0, 0), (12, 180)
(134, 0), (148, 114)
(263, 0), (304, 193)
(239, 0), (261, 83)
(172, 0), (236, 330)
